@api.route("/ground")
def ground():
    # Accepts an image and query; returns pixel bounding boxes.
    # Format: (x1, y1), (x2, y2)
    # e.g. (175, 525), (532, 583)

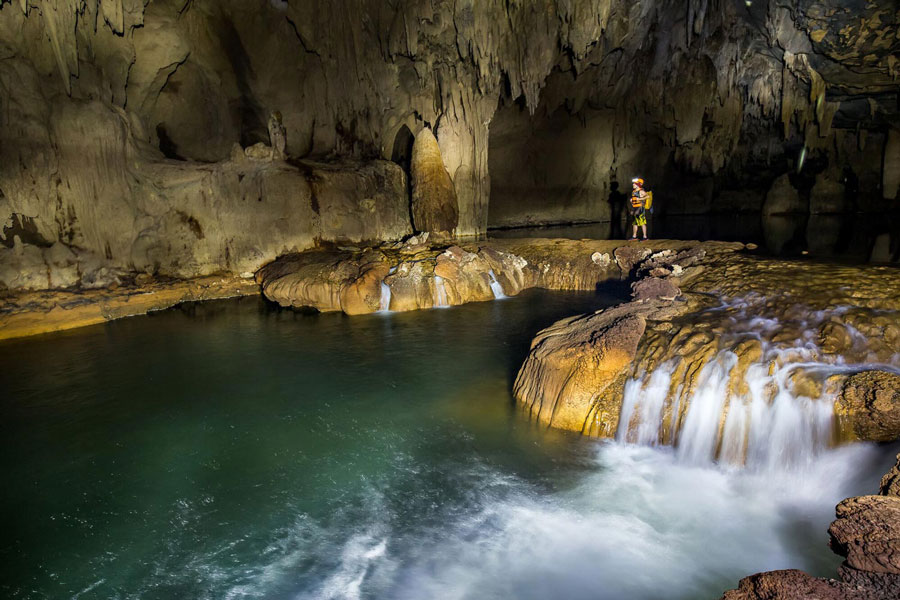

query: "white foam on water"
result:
(286, 442), (890, 600)
(487, 270), (506, 299)
(314, 532), (390, 600)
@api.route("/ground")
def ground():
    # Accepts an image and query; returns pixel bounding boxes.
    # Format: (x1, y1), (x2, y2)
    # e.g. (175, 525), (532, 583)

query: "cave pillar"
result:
(410, 128), (459, 238)
(885, 128), (899, 201)
(436, 101), (493, 238)
(763, 174), (806, 215)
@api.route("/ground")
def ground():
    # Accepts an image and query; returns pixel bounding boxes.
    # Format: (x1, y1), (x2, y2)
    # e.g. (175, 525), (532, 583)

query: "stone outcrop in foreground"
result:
(722, 454), (900, 600)
(513, 249), (900, 441)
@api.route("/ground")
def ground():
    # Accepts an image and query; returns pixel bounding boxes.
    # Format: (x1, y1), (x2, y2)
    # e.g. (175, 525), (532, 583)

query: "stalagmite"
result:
(410, 128), (459, 238)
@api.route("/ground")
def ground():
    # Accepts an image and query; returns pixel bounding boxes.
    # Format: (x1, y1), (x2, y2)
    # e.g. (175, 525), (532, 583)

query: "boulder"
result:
(433, 246), (495, 304)
(243, 142), (275, 161)
(383, 259), (436, 312)
(721, 569), (879, 600)
(614, 245), (652, 274)
(513, 304), (650, 434)
(834, 371), (900, 442)
(632, 277), (681, 301)
(43, 242), (80, 289)
(410, 128), (459, 237)
(80, 266), (125, 290)
(829, 495), (900, 583)
(763, 174), (806, 215)
(0, 237), (48, 290)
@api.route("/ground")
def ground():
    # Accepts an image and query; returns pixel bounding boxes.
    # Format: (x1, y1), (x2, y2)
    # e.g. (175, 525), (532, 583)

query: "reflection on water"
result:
(490, 213), (900, 264)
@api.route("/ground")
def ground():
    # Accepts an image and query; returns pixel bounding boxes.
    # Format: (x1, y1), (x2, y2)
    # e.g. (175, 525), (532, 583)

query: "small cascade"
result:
(379, 266), (396, 312)
(617, 352), (838, 471)
(433, 275), (450, 308)
(487, 270), (506, 299)
(615, 297), (899, 472)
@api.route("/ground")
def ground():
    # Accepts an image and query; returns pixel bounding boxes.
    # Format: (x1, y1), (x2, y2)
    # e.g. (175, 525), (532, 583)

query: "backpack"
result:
(644, 191), (653, 210)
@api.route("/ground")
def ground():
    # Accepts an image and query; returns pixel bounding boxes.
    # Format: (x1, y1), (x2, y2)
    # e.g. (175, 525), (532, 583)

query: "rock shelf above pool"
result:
(514, 249), (900, 445)
(0, 275), (259, 341)
(254, 238), (745, 314)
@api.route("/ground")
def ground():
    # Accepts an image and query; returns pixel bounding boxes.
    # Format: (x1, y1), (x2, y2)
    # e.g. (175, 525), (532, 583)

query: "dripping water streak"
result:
(379, 267), (397, 313)
(433, 276), (449, 308)
(488, 270), (506, 299)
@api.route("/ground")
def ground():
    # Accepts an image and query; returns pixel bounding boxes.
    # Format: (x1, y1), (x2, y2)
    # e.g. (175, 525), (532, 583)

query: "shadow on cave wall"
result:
(390, 124), (415, 229)
(218, 16), (268, 149)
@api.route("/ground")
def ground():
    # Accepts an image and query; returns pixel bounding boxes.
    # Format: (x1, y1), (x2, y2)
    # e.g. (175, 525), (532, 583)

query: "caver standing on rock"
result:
(267, 111), (287, 160)
(630, 177), (652, 241)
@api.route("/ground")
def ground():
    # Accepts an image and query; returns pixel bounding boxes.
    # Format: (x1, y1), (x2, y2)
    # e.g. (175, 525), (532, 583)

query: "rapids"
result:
(617, 296), (900, 470)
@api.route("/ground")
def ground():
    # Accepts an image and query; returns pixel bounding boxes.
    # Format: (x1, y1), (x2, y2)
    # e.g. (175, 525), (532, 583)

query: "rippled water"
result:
(1, 291), (895, 599)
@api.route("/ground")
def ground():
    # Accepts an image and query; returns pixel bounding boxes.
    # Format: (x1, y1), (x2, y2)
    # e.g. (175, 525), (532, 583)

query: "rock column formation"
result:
(410, 129), (459, 238)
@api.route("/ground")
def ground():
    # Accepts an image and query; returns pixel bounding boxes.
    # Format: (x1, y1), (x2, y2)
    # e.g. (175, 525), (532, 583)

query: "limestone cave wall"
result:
(489, 0), (899, 227)
(0, 0), (898, 289)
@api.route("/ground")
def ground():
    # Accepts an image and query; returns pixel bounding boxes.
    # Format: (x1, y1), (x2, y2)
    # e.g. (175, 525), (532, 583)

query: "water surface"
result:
(1, 291), (894, 599)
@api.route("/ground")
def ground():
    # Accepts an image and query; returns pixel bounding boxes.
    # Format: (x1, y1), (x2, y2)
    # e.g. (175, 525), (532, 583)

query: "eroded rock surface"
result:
(721, 569), (882, 600)
(255, 239), (744, 316)
(835, 371), (900, 443)
(513, 247), (900, 442)
(514, 307), (649, 434)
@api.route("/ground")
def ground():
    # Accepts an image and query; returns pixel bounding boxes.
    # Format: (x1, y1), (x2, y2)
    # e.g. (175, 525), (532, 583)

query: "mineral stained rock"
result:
(0, 275), (259, 341)
(513, 248), (900, 440)
(721, 569), (882, 600)
(0, 153), (411, 291)
(513, 306), (649, 435)
(256, 239), (744, 316)
(835, 371), (900, 443)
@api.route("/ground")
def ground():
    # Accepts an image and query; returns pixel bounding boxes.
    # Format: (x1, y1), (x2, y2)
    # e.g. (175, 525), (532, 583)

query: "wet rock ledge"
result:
(255, 237), (744, 314)
(513, 251), (900, 439)
(0, 275), (258, 341)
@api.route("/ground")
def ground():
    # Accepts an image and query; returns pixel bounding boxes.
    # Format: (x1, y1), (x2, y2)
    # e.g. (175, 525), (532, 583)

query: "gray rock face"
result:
(885, 129), (900, 202)
(0, 1), (898, 288)
(811, 171), (849, 214)
(764, 175), (806, 216)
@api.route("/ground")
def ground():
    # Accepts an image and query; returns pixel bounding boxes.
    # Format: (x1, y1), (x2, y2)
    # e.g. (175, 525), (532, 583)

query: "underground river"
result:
(1, 290), (897, 599)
